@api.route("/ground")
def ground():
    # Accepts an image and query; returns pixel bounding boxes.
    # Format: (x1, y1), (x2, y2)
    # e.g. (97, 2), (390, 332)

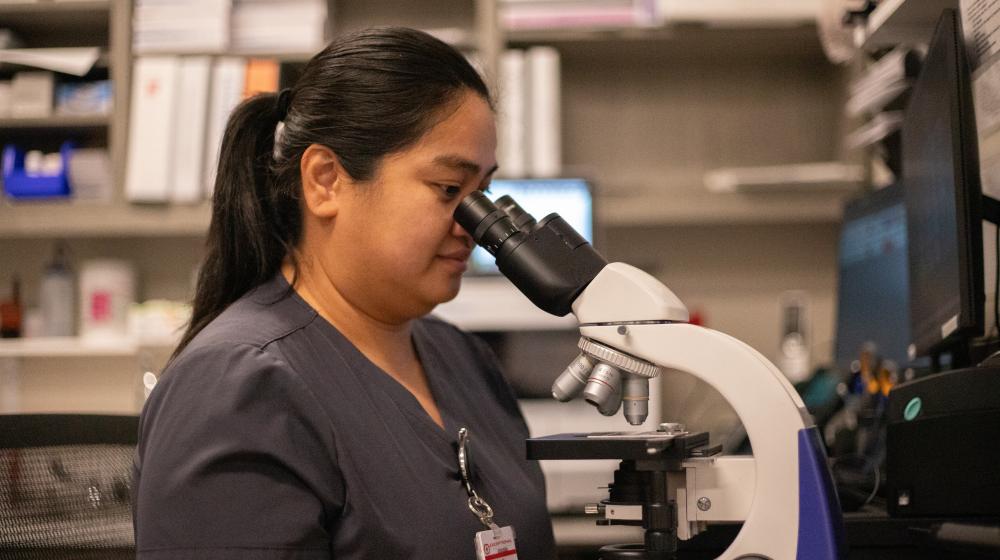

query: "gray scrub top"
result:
(133, 274), (557, 559)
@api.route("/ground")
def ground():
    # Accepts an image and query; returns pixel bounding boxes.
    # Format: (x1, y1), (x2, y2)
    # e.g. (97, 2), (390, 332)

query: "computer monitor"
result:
(902, 9), (986, 364)
(468, 178), (594, 274)
(835, 184), (912, 373)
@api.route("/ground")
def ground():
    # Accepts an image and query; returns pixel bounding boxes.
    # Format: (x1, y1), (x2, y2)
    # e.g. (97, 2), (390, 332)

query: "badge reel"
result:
(458, 427), (519, 560)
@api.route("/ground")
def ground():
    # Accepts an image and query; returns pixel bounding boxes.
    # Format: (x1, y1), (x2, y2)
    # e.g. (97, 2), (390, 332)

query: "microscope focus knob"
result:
(578, 338), (662, 379)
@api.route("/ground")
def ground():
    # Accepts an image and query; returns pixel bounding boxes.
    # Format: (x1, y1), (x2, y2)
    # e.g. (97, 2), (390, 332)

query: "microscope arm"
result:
(572, 263), (842, 560)
(453, 192), (844, 559)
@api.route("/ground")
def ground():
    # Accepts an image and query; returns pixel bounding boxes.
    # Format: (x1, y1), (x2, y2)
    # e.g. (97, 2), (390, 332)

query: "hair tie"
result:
(276, 88), (293, 119)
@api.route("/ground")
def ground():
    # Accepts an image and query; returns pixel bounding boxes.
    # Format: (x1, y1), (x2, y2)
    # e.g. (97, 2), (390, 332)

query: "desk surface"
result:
(553, 507), (1000, 559)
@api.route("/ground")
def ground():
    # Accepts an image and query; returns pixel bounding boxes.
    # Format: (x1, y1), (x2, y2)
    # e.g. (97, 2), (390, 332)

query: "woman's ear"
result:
(300, 143), (348, 219)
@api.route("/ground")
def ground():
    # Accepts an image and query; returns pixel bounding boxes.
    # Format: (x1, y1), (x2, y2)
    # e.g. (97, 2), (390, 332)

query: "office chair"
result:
(0, 414), (138, 559)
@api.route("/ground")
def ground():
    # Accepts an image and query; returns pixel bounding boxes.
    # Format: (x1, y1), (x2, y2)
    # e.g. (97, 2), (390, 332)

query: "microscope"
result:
(455, 192), (845, 560)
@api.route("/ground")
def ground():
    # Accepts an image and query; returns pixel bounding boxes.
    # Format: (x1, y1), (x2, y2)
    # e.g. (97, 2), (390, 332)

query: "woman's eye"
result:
(442, 185), (462, 197)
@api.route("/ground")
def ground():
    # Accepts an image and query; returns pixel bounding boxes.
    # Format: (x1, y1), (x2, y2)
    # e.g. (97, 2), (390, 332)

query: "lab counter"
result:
(552, 507), (1000, 559)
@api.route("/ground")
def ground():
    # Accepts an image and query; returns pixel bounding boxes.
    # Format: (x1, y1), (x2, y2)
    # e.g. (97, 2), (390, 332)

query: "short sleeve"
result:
(133, 343), (343, 559)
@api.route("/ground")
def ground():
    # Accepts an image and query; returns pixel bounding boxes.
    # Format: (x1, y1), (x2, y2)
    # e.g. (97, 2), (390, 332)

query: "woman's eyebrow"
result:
(432, 154), (499, 177)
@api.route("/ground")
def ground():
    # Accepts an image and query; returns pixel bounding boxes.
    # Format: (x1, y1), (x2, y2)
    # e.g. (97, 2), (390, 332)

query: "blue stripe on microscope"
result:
(796, 426), (846, 559)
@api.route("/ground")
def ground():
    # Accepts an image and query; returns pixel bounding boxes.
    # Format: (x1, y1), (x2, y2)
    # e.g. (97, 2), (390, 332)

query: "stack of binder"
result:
(125, 57), (279, 204)
(133, 0), (230, 54)
(230, 0), (327, 55)
(497, 47), (562, 179)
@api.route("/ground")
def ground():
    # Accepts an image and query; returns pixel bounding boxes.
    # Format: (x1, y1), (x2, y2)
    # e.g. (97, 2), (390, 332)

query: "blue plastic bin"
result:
(2, 142), (74, 200)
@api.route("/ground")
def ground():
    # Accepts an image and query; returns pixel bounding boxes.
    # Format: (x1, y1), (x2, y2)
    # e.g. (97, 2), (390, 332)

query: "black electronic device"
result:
(901, 8), (998, 367)
(835, 183), (911, 373)
(886, 366), (1000, 517)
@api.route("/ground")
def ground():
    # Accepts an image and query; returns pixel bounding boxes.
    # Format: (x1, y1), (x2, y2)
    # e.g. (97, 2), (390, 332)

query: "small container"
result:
(0, 276), (22, 338)
(2, 143), (74, 199)
(79, 260), (135, 341)
(40, 243), (75, 337)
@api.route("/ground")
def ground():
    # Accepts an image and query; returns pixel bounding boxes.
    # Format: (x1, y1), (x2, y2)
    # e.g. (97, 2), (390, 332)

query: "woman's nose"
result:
(452, 219), (474, 247)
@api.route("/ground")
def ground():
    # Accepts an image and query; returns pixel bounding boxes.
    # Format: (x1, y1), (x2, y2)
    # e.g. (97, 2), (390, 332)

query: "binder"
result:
(527, 46), (561, 178)
(203, 57), (247, 198)
(243, 58), (280, 98)
(498, 49), (528, 179)
(125, 56), (180, 203)
(170, 56), (211, 204)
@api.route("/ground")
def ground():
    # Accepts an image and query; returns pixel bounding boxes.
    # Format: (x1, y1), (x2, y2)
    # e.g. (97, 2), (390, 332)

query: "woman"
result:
(133, 28), (557, 559)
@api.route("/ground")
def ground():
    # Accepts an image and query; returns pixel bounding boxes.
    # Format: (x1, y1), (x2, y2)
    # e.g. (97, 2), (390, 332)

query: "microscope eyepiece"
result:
(495, 195), (537, 230)
(454, 191), (608, 317)
(454, 191), (521, 256)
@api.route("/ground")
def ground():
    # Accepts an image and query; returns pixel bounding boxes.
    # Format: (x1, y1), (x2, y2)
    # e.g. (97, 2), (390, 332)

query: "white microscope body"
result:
(564, 262), (843, 560)
(453, 192), (844, 559)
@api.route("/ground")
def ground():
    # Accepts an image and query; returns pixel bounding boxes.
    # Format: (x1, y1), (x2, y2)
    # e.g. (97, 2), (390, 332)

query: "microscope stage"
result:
(526, 431), (715, 461)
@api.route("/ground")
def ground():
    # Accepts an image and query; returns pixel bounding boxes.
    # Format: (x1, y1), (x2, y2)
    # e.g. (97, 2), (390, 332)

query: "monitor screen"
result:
(468, 178), (594, 274)
(902, 9), (984, 359)
(835, 185), (912, 373)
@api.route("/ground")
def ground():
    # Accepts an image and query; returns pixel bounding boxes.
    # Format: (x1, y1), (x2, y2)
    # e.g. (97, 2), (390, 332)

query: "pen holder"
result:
(2, 142), (74, 200)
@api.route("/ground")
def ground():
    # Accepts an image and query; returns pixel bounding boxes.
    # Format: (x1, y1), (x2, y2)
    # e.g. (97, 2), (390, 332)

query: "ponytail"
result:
(174, 92), (301, 358)
(173, 27), (492, 358)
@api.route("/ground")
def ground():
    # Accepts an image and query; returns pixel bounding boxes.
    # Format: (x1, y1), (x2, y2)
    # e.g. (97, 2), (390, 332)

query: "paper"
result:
(0, 48), (100, 77)
(974, 58), (1000, 135)
(962, 0), (1000, 69)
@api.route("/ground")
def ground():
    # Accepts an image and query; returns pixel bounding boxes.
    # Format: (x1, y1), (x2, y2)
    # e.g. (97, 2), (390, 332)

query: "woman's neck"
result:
(281, 261), (418, 374)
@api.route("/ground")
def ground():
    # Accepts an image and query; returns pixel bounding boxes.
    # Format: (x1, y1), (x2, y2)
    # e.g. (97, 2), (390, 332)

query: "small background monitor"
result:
(835, 184), (912, 373)
(468, 178), (594, 274)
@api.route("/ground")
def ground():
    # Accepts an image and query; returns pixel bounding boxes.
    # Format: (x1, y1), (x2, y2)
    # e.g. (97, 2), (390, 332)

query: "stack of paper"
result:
(133, 0), (230, 54)
(500, 0), (660, 31)
(497, 48), (562, 178)
(231, 0), (327, 54)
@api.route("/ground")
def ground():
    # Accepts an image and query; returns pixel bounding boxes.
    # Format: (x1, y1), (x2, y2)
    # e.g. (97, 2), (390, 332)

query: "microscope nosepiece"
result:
(552, 353), (595, 402)
(621, 376), (650, 425)
(583, 362), (623, 416)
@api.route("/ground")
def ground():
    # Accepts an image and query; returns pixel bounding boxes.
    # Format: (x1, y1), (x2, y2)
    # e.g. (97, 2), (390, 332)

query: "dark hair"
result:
(174, 27), (492, 358)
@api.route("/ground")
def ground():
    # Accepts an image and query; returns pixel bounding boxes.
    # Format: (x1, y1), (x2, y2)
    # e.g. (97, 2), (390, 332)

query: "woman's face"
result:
(329, 91), (497, 323)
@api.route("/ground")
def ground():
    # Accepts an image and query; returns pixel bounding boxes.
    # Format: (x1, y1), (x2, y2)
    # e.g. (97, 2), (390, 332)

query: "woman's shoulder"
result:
(153, 279), (320, 401)
(187, 277), (318, 352)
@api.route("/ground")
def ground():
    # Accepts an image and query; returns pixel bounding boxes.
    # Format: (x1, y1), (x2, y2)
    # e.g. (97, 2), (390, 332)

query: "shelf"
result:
(596, 191), (849, 227)
(0, 1), (111, 47)
(0, 1), (110, 17)
(864, 0), (956, 50)
(506, 25), (826, 61)
(0, 115), (109, 129)
(130, 50), (317, 63)
(0, 201), (211, 238)
(0, 335), (175, 359)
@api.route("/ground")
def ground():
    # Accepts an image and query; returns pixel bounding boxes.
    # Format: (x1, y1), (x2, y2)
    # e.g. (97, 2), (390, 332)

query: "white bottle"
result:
(778, 291), (811, 384)
(79, 259), (135, 340)
(39, 243), (75, 337)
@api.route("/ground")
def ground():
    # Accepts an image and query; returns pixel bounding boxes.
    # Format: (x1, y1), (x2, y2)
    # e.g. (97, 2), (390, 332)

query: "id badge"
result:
(474, 525), (518, 560)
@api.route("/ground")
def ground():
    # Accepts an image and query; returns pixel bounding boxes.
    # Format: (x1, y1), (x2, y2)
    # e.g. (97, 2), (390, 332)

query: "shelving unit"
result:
(0, 336), (174, 358)
(0, 2), (847, 427)
(0, 115), (110, 129)
(0, 202), (210, 238)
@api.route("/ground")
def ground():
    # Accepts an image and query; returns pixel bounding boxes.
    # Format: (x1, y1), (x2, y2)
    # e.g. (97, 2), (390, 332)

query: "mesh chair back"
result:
(1, 415), (138, 560)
